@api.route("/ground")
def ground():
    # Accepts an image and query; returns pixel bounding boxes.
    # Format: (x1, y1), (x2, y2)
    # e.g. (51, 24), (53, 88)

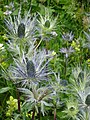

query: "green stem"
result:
(54, 108), (56, 120)
(86, 108), (89, 120)
(29, 0), (32, 7)
(35, 39), (42, 50)
(17, 89), (21, 112)
(64, 56), (68, 79)
(47, 0), (51, 6)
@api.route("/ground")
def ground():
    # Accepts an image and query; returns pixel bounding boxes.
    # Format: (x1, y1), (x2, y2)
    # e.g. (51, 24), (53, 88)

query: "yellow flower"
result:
(71, 41), (76, 47)
(87, 59), (90, 67)
(6, 110), (11, 116)
(2, 34), (8, 40)
(6, 96), (18, 116)
(26, 112), (37, 118)
(71, 41), (80, 52)
(10, 96), (14, 101)
(75, 47), (80, 52)
(88, 64), (90, 67)
(87, 59), (90, 62)
(51, 51), (56, 56)
(6, 111), (11, 116)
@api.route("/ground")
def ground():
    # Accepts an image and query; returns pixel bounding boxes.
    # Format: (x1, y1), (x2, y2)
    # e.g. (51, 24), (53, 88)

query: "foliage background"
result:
(0, 0), (90, 120)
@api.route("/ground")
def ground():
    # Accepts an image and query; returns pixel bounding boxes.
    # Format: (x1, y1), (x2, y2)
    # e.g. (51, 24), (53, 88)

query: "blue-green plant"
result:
(69, 66), (90, 120)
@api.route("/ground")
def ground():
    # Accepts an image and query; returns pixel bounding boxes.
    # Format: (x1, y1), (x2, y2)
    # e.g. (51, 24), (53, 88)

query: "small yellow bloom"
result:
(26, 113), (32, 117)
(10, 96), (14, 101)
(71, 41), (80, 52)
(2, 34), (8, 40)
(88, 64), (90, 67)
(71, 41), (76, 47)
(6, 110), (11, 116)
(6, 112), (11, 116)
(87, 59), (90, 62)
(75, 47), (80, 52)
(13, 99), (18, 103)
(51, 51), (56, 56)
(6, 96), (18, 117)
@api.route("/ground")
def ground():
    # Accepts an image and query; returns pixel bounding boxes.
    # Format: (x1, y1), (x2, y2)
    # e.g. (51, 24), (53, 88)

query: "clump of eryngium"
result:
(2, 49), (54, 87)
(37, 7), (57, 41)
(4, 7), (36, 44)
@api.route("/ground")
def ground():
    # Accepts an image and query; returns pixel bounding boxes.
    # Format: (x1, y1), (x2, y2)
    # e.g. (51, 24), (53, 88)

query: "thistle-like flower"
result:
(26, 60), (36, 78)
(4, 7), (36, 43)
(17, 23), (25, 38)
(62, 31), (74, 41)
(70, 67), (90, 119)
(2, 49), (53, 86)
(18, 82), (53, 116)
(37, 7), (57, 40)
(60, 46), (74, 58)
(4, 8), (37, 58)
(62, 98), (79, 119)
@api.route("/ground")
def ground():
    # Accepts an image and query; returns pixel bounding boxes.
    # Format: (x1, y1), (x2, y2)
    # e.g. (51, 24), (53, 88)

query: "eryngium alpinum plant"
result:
(2, 49), (54, 87)
(1, 6), (58, 119)
(18, 82), (53, 116)
(37, 7), (57, 41)
(69, 66), (90, 119)
(4, 7), (36, 41)
(2, 5), (90, 120)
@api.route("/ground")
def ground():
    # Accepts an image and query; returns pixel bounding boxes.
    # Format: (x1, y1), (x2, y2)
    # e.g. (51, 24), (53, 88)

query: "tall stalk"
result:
(86, 108), (89, 120)
(54, 108), (56, 120)
(17, 89), (21, 112)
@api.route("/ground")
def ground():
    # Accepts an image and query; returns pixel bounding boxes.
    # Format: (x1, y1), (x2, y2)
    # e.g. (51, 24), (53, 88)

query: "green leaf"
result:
(0, 9), (3, 16)
(0, 87), (11, 94)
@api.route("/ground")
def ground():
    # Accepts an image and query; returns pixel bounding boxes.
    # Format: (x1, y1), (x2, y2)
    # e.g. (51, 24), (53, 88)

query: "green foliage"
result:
(0, 87), (11, 94)
(0, 0), (90, 120)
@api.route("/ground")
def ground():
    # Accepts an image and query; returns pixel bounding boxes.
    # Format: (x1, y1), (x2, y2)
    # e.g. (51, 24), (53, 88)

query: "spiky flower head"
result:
(4, 7), (36, 43)
(18, 23), (25, 38)
(63, 98), (79, 119)
(60, 46), (74, 58)
(2, 49), (54, 86)
(18, 82), (53, 116)
(37, 7), (57, 40)
(26, 60), (36, 78)
(62, 31), (74, 41)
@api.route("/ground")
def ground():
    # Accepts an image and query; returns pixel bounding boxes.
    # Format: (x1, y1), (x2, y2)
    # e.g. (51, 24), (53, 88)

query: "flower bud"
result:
(45, 20), (50, 28)
(18, 23), (25, 38)
(85, 94), (90, 106)
(26, 60), (36, 78)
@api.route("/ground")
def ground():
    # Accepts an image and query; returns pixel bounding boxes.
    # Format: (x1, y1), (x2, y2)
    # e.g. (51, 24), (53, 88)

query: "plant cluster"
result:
(0, 0), (90, 120)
